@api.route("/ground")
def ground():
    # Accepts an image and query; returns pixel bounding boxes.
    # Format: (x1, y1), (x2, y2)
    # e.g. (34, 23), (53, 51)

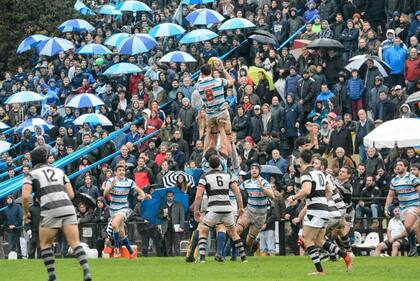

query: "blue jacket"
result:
(304, 8), (319, 21)
(346, 77), (364, 100)
(408, 19), (420, 38)
(268, 157), (288, 175)
(3, 200), (22, 227)
(282, 100), (301, 137)
(285, 74), (302, 95)
(383, 44), (407, 74)
(316, 90), (335, 111)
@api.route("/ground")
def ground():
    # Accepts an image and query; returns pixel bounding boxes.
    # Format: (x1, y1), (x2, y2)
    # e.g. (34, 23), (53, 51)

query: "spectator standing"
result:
(3, 195), (22, 256)
(347, 69), (365, 119)
(383, 37), (407, 86)
(355, 110), (375, 164)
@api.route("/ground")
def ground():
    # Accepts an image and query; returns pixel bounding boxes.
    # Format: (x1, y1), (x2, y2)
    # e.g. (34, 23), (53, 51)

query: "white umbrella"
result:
(0, 141), (11, 154)
(73, 113), (113, 126)
(364, 118), (420, 148)
(346, 55), (391, 77)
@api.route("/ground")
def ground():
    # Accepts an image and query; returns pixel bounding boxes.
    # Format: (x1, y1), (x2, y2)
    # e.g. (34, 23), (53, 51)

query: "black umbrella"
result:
(306, 38), (344, 50)
(249, 34), (277, 45)
(73, 193), (96, 210)
(406, 91), (420, 104)
(252, 29), (277, 40)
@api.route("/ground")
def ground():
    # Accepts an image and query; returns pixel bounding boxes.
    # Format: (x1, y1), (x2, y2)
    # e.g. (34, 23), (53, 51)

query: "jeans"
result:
(258, 230), (276, 254)
(359, 145), (367, 164)
(356, 203), (379, 218)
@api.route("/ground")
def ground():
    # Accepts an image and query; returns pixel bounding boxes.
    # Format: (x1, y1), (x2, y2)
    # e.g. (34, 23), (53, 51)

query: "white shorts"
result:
(303, 214), (328, 229)
(401, 206), (418, 221)
(202, 211), (235, 229)
(110, 208), (133, 221)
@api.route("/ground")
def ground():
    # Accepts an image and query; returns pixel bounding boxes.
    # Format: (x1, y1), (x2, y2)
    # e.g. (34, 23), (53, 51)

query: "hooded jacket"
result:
(383, 43), (407, 74)
(368, 76), (388, 110)
(92, 197), (110, 223)
(399, 104), (417, 118)
(319, 0), (337, 22)
(3, 198), (22, 227)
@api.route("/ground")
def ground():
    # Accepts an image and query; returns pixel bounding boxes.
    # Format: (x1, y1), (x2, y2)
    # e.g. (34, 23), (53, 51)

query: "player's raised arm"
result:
(259, 179), (275, 199)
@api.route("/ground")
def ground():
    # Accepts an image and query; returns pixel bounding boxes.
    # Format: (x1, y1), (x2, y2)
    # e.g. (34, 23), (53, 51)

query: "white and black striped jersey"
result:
(198, 170), (236, 213)
(330, 175), (347, 216)
(333, 178), (353, 214)
(325, 173), (341, 220)
(23, 164), (76, 218)
(301, 167), (329, 219)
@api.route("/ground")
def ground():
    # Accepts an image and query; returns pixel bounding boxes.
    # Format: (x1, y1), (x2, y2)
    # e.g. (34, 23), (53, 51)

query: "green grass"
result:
(0, 256), (418, 281)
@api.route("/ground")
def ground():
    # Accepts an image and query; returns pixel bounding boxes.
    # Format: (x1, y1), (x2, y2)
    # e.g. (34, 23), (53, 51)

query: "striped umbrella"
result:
(148, 23), (186, 38)
(104, 33), (131, 47)
(0, 122), (10, 130)
(73, 113), (113, 126)
(5, 91), (44, 104)
(0, 141), (11, 154)
(219, 18), (256, 31)
(36, 37), (75, 56)
(179, 29), (218, 44)
(103, 63), (142, 75)
(58, 19), (95, 33)
(182, 0), (215, 4)
(66, 93), (105, 108)
(117, 1), (152, 13)
(186, 8), (225, 25)
(74, 0), (96, 16)
(77, 43), (112, 55)
(159, 51), (197, 63)
(162, 171), (195, 188)
(117, 34), (157, 55)
(17, 34), (49, 53)
(15, 118), (53, 133)
(98, 4), (122, 15)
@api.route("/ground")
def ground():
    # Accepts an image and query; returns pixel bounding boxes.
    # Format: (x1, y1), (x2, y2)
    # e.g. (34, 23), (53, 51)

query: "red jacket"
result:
(129, 74), (143, 96)
(404, 57), (420, 81)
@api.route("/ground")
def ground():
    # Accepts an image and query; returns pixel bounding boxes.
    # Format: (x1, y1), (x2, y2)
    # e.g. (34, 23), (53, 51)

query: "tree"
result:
(0, 0), (76, 77)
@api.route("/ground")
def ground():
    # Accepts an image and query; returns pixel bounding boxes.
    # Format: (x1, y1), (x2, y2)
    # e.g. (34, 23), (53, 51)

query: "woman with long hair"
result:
(176, 174), (188, 193)
(161, 115), (176, 143)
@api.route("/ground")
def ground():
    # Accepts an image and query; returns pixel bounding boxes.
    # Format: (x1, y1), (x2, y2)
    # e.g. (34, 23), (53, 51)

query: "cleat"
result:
(344, 252), (354, 272)
(113, 248), (121, 258)
(185, 256), (196, 263)
(307, 271), (326, 276)
(198, 259), (206, 263)
(230, 256), (237, 261)
(241, 256), (248, 263)
(214, 255), (226, 262)
(129, 251), (137, 260)
(84, 272), (92, 281)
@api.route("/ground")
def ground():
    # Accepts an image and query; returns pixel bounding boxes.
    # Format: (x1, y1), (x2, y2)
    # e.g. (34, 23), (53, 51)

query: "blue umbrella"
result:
(103, 62), (142, 75)
(74, 0), (96, 16)
(76, 43), (112, 55)
(15, 118), (53, 133)
(98, 4), (122, 15)
(17, 34), (49, 53)
(0, 141), (11, 154)
(0, 122), (10, 130)
(117, 34), (157, 55)
(140, 187), (189, 225)
(5, 91), (44, 104)
(159, 51), (197, 63)
(179, 29), (218, 44)
(66, 93), (105, 108)
(58, 19), (95, 33)
(186, 8), (225, 25)
(219, 18), (256, 31)
(117, 0), (152, 13)
(182, 0), (215, 4)
(73, 113), (112, 126)
(148, 23), (186, 38)
(104, 32), (131, 47)
(36, 37), (75, 56)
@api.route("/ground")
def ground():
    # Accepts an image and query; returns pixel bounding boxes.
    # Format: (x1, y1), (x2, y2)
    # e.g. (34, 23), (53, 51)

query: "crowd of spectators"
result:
(1, 0), (420, 258)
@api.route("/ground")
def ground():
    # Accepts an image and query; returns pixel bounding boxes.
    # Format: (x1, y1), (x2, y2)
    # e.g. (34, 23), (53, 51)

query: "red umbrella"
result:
(290, 39), (312, 59)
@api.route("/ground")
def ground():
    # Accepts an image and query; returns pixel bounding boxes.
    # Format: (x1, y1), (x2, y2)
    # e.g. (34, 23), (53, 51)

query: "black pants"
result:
(138, 225), (164, 257)
(28, 232), (40, 259)
(164, 229), (181, 257)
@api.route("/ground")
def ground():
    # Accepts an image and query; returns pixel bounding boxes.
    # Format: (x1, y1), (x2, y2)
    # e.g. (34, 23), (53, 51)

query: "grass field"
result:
(0, 256), (418, 281)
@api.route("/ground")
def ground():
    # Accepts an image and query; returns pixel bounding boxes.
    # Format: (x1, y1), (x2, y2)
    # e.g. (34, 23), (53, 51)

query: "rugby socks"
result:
(121, 236), (133, 254)
(216, 231), (227, 257)
(233, 239), (246, 259)
(322, 240), (346, 258)
(340, 234), (351, 251)
(113, 231), (120, 248)
(307, 245), (323, 272)
(73, 245), (90, 277)
(198, 237), (207, 260)
(187, 230), (199, 259)
(41, 247), (56, 281)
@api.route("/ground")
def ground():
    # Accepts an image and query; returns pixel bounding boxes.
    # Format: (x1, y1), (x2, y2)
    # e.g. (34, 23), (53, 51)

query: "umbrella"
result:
(290, 39), (312, 59)
(159, 51), (197, 63)
(104, 33), (131, 47)
(73, 113), (113, 126)
(148, 23), (186, 38)
(0, 122), (10, 130)
(58, 19), (95, 33)
(248, 66), (275, 91)
(186, 8), (225, 25)
(140, 187), (189, 225)
(117, 34), (157, 55)
(306, 38), (344, 50)
(103, 62), (142, 75)
(98, 4), (122, 15)
(74, 0), (96, 16)
(76, 43), (112, 55)
(17, 34), (49, 53)
(406, 91), (420, 104)
(162, 171), (195, 188)
(252, 29), (277, 40)
(73, 193), (96, 210)
(219, 18), (256, 31)
(5, 91), (44, 104)
(66, 93), (105, 108)
(345, 55), (391, 77)
(0, 141), (11, 154)
(117, 0), (152, 13)
(248, 34), (277, 45)
(15, 118), (53, 133)
(260, 165), (283, 175)
(182, 0), (214, 4)
(364, 118), (420, 148)
(179, 29), (218, 44)
(36, 37), (75, 56)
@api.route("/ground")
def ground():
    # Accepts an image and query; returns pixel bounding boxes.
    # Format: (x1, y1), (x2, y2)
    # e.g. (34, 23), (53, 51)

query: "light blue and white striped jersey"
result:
(106, 177), (136, 213)
(390, 173), (420, 210)
(197, 77), (228, 118)
(240, 176), (271, 214)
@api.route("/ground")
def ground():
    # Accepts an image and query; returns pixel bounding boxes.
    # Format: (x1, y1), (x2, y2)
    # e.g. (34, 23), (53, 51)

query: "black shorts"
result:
(384, 239), (409, 250)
